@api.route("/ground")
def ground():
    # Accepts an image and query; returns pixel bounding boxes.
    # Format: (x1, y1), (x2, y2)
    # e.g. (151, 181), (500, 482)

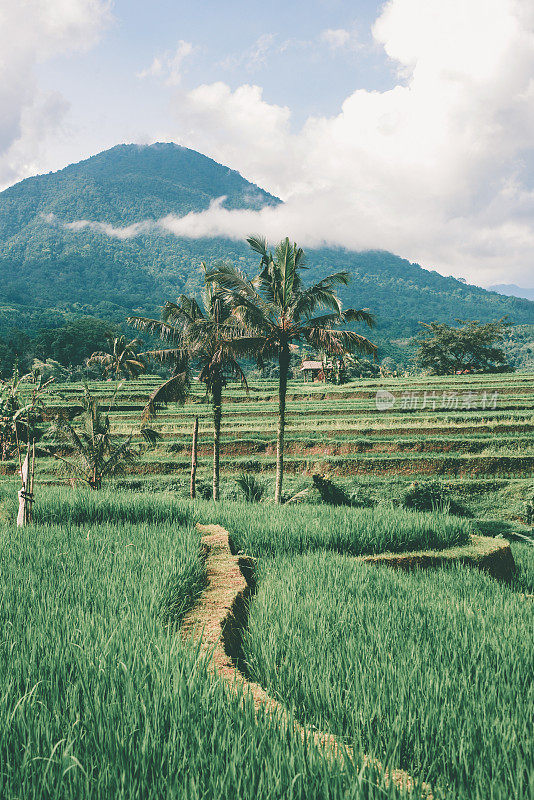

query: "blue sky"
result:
(39, 1), (395, 167)
(2, 0), (534, 287)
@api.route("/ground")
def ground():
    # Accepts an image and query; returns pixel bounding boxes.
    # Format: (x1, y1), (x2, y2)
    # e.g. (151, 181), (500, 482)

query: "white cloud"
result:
(220, 34), (277, 71)
(178, 83), (299, 189)
(137, 40), (194, 86)
(221, 28), (358, 72)
(60, 215), (151, 240)
(0, 0), (112, 189)
(320, 28), (352, 50)
(159, 0), (534, 285)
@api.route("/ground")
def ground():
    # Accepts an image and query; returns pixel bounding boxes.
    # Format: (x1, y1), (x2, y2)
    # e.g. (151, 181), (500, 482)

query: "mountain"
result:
(0, 142), (532, 364)
(488, 284), (534, 302)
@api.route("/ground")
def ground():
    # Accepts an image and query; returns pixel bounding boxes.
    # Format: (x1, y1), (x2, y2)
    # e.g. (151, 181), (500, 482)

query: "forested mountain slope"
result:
(0, 142), (531, 352)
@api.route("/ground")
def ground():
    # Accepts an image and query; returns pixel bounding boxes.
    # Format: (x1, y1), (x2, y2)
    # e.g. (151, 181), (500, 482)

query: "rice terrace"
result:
(2, 1), (534, 797)
(1, 355), (532, 799)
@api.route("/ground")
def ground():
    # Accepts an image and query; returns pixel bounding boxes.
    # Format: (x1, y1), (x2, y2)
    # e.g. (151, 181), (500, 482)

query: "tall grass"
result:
(30, 487), (198, 526)
(0, 520), (398, 799)
(245, 553), (534, 800)
(511, 542), (534, 593)
(213, 501), (472, 557)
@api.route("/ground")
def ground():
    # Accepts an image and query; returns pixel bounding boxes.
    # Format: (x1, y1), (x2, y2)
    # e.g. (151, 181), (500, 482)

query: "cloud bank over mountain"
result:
(3, 0), (534, 287)
(161, 0), (534, 285)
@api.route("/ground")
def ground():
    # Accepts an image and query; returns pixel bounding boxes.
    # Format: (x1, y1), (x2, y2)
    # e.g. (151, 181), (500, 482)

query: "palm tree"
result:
(87, 336), (146, 379)
(206, 236), (377, 503)
(128, 271), (252, 501)
(48, 385), (135, 489)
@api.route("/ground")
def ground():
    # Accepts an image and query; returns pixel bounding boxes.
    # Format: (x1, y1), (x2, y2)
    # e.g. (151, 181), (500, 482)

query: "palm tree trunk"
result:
(275, 343), (290, 504)
(212, 381), (222, 501)
(190, 416), (198, 499)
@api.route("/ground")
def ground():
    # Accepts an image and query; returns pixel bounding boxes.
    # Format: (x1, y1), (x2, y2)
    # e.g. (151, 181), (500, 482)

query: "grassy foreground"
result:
(0, 485), (530, 798)
(244, 551), (534, 800)
(0, 494), (411, 800)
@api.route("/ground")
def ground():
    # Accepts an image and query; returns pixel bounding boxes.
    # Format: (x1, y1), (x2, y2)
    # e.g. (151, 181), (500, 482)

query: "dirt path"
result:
(182, 523), (433, 797)
(181, 524), (284, 715)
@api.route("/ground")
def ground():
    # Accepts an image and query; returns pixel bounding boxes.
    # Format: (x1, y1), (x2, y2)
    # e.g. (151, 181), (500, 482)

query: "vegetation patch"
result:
(360, 533), (516, 581)
(29, 486), (197, 527)
(244, 550), (534, 800)
(212, 501), (471, 558)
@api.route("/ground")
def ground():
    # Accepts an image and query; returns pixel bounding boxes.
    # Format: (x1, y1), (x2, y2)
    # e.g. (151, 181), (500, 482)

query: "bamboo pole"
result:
(190, 416), (198, 500)
(15, 427), (23, 482)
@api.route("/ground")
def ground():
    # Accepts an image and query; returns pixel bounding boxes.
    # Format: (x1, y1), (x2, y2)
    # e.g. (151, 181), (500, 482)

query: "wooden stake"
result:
(17, 442), (30, 527)
(190, 416), (198, 500)
(15, 427), (23, 486)
(29, 439), (35, 523)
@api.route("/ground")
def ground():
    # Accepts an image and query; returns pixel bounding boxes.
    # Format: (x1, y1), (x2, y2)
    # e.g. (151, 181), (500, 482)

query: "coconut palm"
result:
(48, 385), (135, 489)
(206, 236), (377, 503)
(87, 336), (146, 379)
(128, 271), (253, 501)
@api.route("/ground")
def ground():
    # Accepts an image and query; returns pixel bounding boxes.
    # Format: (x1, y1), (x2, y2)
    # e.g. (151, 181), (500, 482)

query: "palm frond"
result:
(223, 336), (271, 358)
(45, 449), (91, 480)
(122, 358), (146, 375)
(127, 316), (177, 340)
(140, 347), (188, 363)
(162, 297), (206, 325)
(87, 352), (112, 365)
(246, 234), (270, 265)
(227, 295), (274, 332)
(342, 308), (376, 327)
(140, 426), (162, 447)
(301, 312), (344, 329)
(293, 245), (307, 269)
(275, 238), (294, 308)
(206, 266), (273, 328)
(100, 435), (135, 477)
(254, 266), (278, 305)
(303, 327), (377, 357)
(141, 372), (188, 423)
(205, 263), (263, 304)
(224, 357), (249, 392)
(292, 288), (343, 319)
(315, 271), (351, 288)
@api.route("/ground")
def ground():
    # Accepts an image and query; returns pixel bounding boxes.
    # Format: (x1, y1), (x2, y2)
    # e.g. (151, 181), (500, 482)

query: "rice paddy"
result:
(244, 551), (534, 800)
(0, 509), (391, 800)
(0, 370), (532, 798)
(7, 372), (531, 488)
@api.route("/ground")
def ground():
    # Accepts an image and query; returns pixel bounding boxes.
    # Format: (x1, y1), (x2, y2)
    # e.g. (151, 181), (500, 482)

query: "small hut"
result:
(300, 360), (326, 382)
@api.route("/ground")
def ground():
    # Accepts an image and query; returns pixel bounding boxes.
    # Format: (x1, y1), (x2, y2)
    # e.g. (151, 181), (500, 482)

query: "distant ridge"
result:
(488, 284), (534, 302)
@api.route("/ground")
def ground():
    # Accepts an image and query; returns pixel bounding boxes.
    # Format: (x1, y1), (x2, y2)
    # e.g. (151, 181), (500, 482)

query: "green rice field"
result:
(244, 551), (534, 800)
(5, 370), (531, 529)
(0, 371), (532, 798)
(4, 372), (533, 484)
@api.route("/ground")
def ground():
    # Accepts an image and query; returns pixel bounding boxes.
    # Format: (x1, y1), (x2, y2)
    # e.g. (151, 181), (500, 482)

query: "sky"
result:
(2, 0), (534, 288)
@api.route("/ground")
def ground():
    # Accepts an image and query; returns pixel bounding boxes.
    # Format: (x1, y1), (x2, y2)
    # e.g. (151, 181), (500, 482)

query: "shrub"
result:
(312, 474), (353, 506)
(402, 480), (468, 516)
(235, 473), (266, 502)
